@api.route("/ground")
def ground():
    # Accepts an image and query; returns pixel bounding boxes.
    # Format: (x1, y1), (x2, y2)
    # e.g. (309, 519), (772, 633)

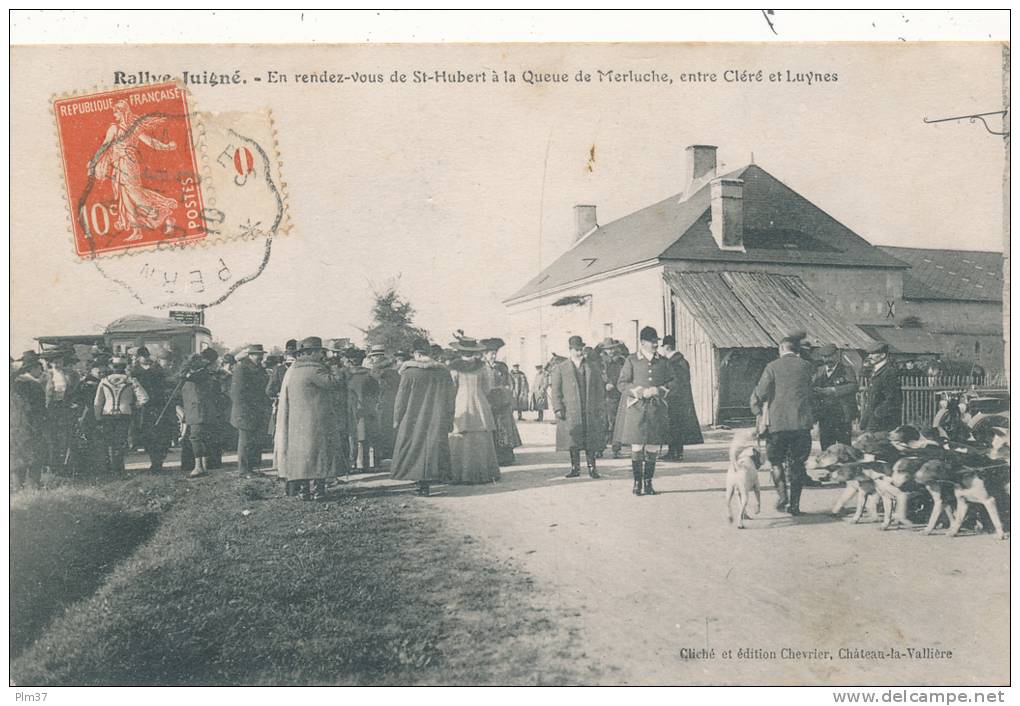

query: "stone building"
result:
(504, 144), (905, 425)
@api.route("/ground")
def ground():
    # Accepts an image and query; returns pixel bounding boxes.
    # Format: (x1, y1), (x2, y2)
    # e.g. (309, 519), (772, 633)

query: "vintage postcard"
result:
(8, 13), (1011, 693)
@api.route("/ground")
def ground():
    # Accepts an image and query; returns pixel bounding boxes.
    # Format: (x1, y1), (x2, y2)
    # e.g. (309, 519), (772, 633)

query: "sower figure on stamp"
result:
(659, 335), (703, 462)
(550, 336), (607, 479)
(614, 326), (677, 496)
(230, 344), (270, 474)
(812, 343), (859, 450)
(131, 346), (174, 472)
(750, 333), (816, 516)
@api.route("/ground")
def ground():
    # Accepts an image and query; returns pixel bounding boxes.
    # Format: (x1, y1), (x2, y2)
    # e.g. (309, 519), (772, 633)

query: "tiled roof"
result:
(506, 164), (906, 302)
(857, 325), (943, 355)
(105, 315), (209, 335)
(665, 271), (875, 350)
(877, 246), (1003, 303)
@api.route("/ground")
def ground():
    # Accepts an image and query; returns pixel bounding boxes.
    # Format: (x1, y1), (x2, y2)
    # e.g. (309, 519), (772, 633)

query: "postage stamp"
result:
(53, 82), (207, 257)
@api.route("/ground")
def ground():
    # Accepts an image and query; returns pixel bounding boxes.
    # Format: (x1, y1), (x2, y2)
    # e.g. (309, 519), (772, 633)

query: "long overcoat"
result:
(530, 369), (549, 411)
(549, 358), (607, 451)
(229, 358), (270, 431)
(371, 362), (401, 459)
(274, 359), (346, 481)
(11, 374), (46, 470)
(346, 366), (380, 444)
(390, 360), (455, 481)
(613, 353), (677, 445)
(510, 368), (531, 411)
(665, 352), (704, 445)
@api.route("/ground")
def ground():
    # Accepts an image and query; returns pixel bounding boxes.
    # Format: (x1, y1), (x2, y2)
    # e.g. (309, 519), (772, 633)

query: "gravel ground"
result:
(422, 419), (1010, 686)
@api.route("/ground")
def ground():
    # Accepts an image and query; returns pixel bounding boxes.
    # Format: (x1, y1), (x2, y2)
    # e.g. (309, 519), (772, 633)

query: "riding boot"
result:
(788, 475), (803, 516)
(565, 449), (581, 478)
(772, 466), (789, 511)
(585, 450), (600, 478)
(643, 454), (657, 495)
(631, 451), (644, 495)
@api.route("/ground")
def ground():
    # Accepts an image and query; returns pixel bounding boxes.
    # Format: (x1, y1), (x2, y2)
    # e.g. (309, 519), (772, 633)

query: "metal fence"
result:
(857, 374), (1009, 428)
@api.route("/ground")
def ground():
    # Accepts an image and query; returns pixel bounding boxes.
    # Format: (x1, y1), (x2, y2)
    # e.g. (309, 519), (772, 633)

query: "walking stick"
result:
(154, 375), (187, 427)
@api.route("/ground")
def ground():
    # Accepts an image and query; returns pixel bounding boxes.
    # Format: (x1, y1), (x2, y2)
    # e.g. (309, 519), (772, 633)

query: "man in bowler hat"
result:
(230, 344), (270, 473)
(812, 343), (858, 449)
(859, 341), (901, 432)
(550, 335), (606, 479)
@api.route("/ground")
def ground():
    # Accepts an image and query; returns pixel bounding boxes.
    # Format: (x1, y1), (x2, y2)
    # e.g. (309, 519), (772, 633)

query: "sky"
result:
(10, 41), (1008, 354)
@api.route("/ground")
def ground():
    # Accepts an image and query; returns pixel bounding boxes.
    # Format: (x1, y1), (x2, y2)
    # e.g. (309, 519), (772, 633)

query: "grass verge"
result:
(11, 471), (592, 685)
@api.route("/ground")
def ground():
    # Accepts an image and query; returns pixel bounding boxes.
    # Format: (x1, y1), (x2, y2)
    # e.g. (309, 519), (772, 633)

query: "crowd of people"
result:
(9, 323), (917, 507)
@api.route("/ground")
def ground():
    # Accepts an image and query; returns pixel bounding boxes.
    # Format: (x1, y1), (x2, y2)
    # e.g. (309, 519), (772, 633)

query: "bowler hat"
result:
(246, 344), (265, 355)
(298, 336), (324, 352)
(567, 335), (586, 350)
(661, 335), (676, 348)
(200, 348), (219, 362)
(284, 339), (299, 353)
(450, 336), (487, 353)
(345, 348), (366, 364)
(639, 326), (659, 343)
(410, 337), (430, 355)
(867, 341), (890, 355)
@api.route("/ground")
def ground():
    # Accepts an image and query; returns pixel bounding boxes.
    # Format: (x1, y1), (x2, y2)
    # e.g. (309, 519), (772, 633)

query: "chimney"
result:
(685, 145), (718, 191)
(573, 204), (597, 242)
(710, 178), (745, 251)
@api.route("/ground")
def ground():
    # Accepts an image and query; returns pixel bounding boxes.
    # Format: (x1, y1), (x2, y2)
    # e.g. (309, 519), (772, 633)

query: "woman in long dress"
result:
(447, 336), (500, 484)
(480, 338), (523, 466)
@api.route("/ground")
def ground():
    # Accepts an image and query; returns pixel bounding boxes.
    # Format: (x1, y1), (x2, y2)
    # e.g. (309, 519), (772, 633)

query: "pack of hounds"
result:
(726, 424), (1010, 538)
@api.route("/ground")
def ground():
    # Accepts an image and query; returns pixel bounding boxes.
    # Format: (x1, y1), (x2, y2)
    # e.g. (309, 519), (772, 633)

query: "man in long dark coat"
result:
(597, 339), (626, 458)
(530, 365), (548, 422)
(550, 336), (607, 479)
(390, 337), (455, 496)
(41, 347), (79, 474)
(345, 348), (380, 471)
(180, 354), (219, 478)
(230, 344), (270, 474)
(659, 335), (704, 461)
(615, 327), (676, 496)
(131, 346), (174, 472)
(750, 334), (816, 515)
(509, 364), (530, 421)
(11, 352), (47, 490)
(859, 342), (901, 433)
(367, 345), (400, 463)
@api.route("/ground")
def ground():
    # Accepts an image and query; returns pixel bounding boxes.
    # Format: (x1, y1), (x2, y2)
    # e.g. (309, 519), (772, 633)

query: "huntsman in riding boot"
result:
(643, 454), (657, 495)
(585, 450), (600, 478)
(631, 451), (644, 495)
(565, 448), (581, 478)
(772, 466), (789, 511)
(788, 477), (803, 516)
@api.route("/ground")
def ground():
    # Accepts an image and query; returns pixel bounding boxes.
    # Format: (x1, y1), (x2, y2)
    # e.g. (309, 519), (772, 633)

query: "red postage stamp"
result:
(54, 82), (206, 256)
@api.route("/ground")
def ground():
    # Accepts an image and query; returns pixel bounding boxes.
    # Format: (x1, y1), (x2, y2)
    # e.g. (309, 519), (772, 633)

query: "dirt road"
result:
(425, 421), (1010, 685)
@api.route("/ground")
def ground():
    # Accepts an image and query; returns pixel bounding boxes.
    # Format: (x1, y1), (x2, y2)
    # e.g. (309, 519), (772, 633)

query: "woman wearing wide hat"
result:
(613, 326), (678, 496)
(447, 334), (500, 484)
(480, 337), (522, 466)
